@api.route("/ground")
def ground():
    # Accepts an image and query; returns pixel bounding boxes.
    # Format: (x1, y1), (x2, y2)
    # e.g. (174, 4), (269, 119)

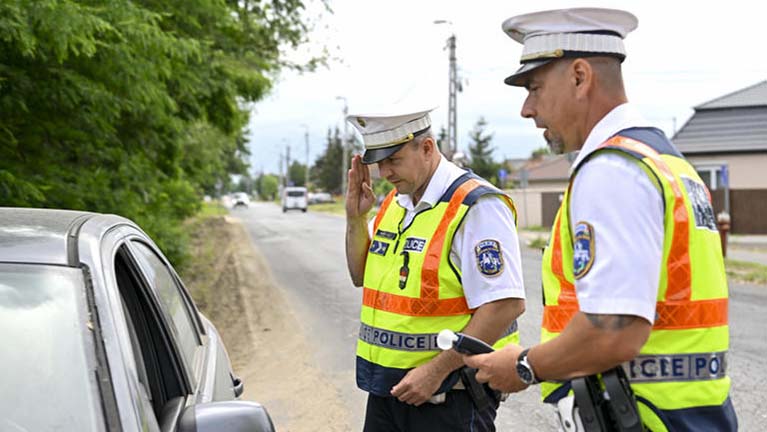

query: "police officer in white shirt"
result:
(345, 106), (526, 431)
(465, 7), (736, 432)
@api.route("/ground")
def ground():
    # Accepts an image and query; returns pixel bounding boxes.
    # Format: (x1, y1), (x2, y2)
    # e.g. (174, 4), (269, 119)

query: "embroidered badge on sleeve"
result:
(573, 221), (595, 279)
(475, 239), (504, 276)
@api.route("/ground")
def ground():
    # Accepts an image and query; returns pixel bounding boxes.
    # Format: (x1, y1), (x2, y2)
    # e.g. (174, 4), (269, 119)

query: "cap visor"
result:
(362, 143), (406, 164)
(504, 60), (552, 86)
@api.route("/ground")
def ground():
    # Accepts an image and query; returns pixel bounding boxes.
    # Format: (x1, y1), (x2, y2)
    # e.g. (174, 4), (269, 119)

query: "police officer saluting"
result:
(345, 107), (526, 431)
(464, 8), (737, 431)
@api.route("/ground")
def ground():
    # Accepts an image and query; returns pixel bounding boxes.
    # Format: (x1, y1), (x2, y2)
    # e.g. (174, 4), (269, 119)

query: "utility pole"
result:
(301, 124), (310, 188)
(447, 33), (457, 160)
(336, 96), (349, 195)
(286, 144), (291, 186)
(434, 20), (458, 159)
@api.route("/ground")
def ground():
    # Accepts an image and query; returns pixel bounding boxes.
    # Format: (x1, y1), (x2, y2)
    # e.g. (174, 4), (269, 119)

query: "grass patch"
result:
(524, 225), (550, 232)
(198, 201), (228, 218)
(527, 236), (548, 250)
(725, 259), (767, 285)
(309, 201), (346, 215)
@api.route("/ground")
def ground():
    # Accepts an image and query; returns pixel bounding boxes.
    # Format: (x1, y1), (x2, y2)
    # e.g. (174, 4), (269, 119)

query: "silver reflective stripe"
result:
(358, 321), (518, 352)
(623, 351), (727, 383)
(359, 323), (440, 351)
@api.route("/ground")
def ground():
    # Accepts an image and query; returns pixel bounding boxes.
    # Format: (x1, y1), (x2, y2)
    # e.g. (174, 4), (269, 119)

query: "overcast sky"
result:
(245, 0), (766, 175)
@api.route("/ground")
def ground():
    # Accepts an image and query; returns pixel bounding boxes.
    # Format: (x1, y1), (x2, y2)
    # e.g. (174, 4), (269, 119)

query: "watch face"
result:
(517, 363), (533, 384)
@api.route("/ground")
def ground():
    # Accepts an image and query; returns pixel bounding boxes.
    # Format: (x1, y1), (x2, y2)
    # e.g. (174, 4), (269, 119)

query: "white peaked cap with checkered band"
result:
(346, 107), (436, 164)
(501, 8), (638, 86)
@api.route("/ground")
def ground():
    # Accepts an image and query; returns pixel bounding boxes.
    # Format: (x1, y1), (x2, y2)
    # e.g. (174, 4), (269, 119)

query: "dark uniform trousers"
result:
(363, 391), (499, 432)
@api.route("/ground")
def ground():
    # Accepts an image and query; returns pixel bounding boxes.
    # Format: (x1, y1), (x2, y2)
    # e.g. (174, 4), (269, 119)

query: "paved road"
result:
(237, 202), (766, 431)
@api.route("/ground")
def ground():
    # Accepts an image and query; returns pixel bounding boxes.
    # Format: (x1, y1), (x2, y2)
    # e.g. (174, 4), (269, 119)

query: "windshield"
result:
(287, 191), (305, 197)
(0, 263), (104, 431)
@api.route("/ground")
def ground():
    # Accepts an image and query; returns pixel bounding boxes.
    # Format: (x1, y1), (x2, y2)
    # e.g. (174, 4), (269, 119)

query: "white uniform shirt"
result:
(570, 103), (664, 323)
(369, 156), (525, 308)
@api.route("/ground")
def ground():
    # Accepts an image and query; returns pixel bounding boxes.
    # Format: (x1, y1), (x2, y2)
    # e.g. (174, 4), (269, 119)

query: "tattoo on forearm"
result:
(584, 313), (637, 330)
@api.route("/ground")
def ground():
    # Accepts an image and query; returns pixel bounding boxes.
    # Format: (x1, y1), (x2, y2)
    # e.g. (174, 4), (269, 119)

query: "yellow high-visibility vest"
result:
(357, 173), (519, 396)
(541, 128), (736, 431)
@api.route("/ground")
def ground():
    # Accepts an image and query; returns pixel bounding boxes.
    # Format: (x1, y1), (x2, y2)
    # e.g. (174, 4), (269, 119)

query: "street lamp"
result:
(300, 123), (310, 188)
(336, 96), (349, 196)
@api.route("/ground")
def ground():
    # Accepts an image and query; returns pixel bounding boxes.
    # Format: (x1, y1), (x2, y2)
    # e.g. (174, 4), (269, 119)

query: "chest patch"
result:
(681, 177), (717, 231)
(403, 237), (427, 253)
(573, 221), (595, 279)
(475, 239), (504, 276)
(369, 240), (390, 256)
(375, 229), (397, 240)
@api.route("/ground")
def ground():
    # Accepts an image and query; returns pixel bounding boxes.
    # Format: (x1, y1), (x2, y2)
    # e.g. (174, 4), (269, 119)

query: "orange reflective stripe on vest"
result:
(599, 136), (691, 301)
(543, 209), (579, 332)
(362, 179), (482, 317)
(372, 190), (397, 233)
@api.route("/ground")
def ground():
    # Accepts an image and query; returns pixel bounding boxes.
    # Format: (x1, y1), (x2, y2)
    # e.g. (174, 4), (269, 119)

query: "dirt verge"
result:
(182, 215), (351, 431)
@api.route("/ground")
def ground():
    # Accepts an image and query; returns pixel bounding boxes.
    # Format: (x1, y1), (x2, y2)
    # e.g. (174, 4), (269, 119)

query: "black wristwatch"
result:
(516, 348), (540, 385)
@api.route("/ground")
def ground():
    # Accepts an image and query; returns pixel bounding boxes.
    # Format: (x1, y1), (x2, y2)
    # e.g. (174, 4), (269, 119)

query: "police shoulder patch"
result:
(475, 239), (504, 277)
(573, 221), (595, 279)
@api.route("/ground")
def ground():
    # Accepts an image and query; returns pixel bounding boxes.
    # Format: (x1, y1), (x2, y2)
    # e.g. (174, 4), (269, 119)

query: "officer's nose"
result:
(521, 96), (536, 119)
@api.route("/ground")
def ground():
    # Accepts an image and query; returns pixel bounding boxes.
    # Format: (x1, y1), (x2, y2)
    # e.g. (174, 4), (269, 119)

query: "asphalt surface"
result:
(237, 202), (766, 431)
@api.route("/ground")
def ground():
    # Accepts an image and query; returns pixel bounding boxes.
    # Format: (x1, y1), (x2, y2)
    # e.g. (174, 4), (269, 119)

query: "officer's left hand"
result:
(463, 344), (529, 393)
(390, 363), (443, 406)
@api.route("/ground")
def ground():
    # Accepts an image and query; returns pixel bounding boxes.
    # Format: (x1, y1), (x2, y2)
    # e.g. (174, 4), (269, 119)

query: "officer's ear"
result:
(571, 58), (593, 99)
(420, 136), (436, 158)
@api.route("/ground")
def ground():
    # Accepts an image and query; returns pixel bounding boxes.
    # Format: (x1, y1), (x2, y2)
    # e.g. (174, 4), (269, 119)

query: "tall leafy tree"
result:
(466, 117), (500, 185)
(288, 161), (307, 187)
(0, 0), (321, 264)
(313, 127), (343, 194)
(256, 174), (279, 201)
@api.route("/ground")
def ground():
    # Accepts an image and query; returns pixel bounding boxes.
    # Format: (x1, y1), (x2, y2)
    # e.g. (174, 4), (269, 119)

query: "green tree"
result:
(531, 146), (551, 159)
(313, 127), (343, 194)
(0, 0), (321, 265)
(288, 161), (307, 187)
(437, 125), (448, 155)
(256, 174), (280, 201)
(466, 117), (500, 185)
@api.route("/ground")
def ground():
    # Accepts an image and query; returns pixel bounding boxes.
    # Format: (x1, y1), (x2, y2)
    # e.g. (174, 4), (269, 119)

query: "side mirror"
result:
(232, 373), (244, 398)
(177, 401), (275, 432)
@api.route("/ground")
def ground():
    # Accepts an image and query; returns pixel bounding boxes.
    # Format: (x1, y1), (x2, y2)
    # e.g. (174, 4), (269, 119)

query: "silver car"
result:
(0, 208), (275, 432)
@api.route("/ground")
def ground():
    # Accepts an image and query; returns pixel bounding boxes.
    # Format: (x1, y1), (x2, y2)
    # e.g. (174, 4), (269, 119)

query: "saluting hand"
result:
(346, 154), (375, 219)
(463, 344), (529, 394)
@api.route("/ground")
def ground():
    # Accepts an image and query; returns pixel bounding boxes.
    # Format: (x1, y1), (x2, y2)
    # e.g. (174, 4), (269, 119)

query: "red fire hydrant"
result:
(716, 212), (731, 258)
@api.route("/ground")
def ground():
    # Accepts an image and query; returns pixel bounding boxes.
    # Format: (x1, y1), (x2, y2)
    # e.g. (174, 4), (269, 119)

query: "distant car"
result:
(282, 186), (308, 212)
(0, 208), (275, 432)
(308, 192), (334, 205)
(232, 192), (251, 208)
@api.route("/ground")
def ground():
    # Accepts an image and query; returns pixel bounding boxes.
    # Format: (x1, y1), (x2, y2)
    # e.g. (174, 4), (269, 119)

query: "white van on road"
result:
(282, 187), (308, 213)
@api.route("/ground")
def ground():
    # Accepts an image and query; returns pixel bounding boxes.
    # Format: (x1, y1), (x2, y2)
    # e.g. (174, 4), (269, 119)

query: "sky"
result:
(245, 0), (767, 176)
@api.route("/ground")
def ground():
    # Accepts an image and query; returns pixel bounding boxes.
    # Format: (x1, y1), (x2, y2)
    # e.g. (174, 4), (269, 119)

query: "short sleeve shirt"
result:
(569, 103), (664, 323)
(369, 157), (525, 308)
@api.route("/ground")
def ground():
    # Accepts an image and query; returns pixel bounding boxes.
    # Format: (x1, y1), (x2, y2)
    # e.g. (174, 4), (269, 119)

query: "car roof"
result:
(0, 207), (105, 266)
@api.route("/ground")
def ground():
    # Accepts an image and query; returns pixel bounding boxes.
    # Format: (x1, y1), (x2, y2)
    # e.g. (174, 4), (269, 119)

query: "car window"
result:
(287, 191), (305, 197)
(114, 247), (186, 424)
(129, 241), (200, 373)
(0, 263), (104, 431)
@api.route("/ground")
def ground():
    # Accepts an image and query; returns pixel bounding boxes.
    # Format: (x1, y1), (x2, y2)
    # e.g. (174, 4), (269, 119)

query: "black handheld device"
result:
(437, 329), (494, 354)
